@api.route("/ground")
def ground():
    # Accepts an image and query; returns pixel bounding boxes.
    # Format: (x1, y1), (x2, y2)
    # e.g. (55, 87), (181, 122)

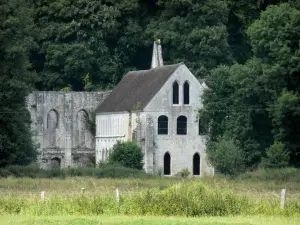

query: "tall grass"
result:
(238, 167), (300, 183)
(1, 182), (300, 217)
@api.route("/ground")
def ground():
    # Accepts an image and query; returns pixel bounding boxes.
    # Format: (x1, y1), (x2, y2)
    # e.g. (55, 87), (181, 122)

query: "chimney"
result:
(151, 39), (164, 69)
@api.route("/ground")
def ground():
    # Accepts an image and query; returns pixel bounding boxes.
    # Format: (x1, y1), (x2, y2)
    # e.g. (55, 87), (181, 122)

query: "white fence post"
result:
(280, 189), (286, 209)
(41, 191), (45, 200)
(116, 188), (120, 213)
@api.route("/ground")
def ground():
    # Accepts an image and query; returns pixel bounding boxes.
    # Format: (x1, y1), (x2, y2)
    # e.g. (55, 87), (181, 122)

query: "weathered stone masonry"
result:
(27, 91), (109, 169)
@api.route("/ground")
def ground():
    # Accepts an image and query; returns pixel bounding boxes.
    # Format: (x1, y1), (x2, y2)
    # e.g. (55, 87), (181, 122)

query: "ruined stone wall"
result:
(27, 91), (109, 169)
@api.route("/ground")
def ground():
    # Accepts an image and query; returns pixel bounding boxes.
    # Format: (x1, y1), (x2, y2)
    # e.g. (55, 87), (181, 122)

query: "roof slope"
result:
(96, 63), (182, 113)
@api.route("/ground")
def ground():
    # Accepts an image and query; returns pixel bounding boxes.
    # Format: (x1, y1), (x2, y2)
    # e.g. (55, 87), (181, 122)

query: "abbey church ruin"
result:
(27, 91), (109, 168)
(27, 42), (213, 176)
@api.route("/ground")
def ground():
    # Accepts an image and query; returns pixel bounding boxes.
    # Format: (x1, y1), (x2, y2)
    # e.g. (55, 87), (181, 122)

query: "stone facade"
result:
(27, 91), (109, 169)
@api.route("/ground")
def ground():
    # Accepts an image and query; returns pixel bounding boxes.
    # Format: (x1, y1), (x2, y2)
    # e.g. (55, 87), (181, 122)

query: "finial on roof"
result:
(151, 39), (163, 69)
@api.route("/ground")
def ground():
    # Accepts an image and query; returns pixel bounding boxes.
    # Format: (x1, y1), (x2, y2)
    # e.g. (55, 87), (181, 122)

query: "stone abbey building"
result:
(27, 42), (213, 176)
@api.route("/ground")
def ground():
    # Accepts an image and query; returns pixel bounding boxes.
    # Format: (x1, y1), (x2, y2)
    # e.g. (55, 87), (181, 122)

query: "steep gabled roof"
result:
(96, 63), (182, 113)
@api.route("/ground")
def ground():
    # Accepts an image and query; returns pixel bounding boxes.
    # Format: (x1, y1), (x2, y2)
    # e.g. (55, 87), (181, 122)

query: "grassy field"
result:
(1, 171), (300, 224)
(1, 176), (299, 201)
(1, 215), (300, 225)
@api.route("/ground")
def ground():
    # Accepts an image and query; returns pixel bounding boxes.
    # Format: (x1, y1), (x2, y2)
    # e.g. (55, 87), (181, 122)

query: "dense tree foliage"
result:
(29, 0), (236, 90)
(0, 0), (37, 167)
(201, 3), (300, 170)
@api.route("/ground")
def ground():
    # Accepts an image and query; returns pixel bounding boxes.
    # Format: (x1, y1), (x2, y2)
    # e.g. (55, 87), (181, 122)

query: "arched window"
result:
(173, 81), (179, 104)
(177, 116), (187, 135)
(47, 109), (59, 146)
(193, 153), (200, 175)
(77, 109), (89, 147)
(158, 115), (168, 135)
(164, 152), (171, 175)
(183, 81), (189, 104)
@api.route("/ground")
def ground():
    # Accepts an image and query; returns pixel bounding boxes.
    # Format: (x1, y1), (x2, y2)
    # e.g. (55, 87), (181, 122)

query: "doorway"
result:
(164, 152), (171, 175)
(193, 153), (200, 175)
(51, 157), (61, 169)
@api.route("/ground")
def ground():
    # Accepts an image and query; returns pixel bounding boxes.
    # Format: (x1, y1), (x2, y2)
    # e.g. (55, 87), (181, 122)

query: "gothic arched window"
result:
(173, 81), (179, 104)
(183, 81), (190, 104)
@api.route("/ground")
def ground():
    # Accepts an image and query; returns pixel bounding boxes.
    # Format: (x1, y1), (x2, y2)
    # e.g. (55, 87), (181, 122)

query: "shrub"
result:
(261, 141), (290, 168)
(207, 137), (245, 176)
(176, 168), (190, 178)
(108, 141), (144, 170)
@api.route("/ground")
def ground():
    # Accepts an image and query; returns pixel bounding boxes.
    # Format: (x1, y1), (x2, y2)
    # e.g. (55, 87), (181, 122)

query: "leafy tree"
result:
(0, 0), (37, 167)
(108, 141), (143, 170)
(207, 136), (245, 176)
(31, 0), (146, 91)
(261, 142), (290, 168)
(145, 0), (233, 78)
(201, 3), (300, 170)
(268, 90), (300, 166)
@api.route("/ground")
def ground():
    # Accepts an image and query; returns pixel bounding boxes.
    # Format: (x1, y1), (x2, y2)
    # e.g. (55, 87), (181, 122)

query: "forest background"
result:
(1, 0), (300, 174)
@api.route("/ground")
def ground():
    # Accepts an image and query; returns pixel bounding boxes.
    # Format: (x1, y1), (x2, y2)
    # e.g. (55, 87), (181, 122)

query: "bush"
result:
(261, 142), (290, 168)
(207, 137), (245, 176)
(108, 141), (144, 170)
(176, 168), (190, 178)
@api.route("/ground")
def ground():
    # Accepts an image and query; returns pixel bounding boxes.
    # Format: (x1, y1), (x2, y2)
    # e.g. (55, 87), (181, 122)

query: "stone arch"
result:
(172, 81), (179, 104)
(50, 157), (61, 169)
(193, 152), (200, 175)
(164, 152), (171, 175)
(47, 109), (59, 146)
(183, 81), (190, 104)
(76, 109), (89, 147)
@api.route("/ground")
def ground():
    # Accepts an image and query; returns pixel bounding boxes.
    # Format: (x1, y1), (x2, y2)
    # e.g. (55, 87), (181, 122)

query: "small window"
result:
(173, 81), (179, 104)
(183, 81), (189, 104)
(177, 116), (187, 135)
(158, 115), (168, 135)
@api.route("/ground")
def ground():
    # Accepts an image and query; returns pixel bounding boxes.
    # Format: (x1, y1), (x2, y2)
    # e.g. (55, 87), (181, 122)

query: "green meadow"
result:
(1, 168), (300, 224)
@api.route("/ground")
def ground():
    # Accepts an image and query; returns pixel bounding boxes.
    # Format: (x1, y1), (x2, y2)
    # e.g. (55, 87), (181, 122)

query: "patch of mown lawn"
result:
(1, 215), (299, 225)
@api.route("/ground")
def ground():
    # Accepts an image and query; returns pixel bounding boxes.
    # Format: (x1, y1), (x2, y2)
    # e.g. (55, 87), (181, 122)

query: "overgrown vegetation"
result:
(1, 181), (300, 217)
(0, 164), (151, 179)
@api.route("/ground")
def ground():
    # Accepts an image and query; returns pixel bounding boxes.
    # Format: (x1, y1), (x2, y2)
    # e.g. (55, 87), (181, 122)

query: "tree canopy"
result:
(0, 0), (37, 167)
(201, 3), (300, 170)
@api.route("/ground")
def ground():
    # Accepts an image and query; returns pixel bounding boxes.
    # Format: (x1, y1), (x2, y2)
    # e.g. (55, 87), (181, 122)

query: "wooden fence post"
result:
(280, 189), (286, 209)
(41, 191), (45, 200)
(116, 188), (120, 213)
